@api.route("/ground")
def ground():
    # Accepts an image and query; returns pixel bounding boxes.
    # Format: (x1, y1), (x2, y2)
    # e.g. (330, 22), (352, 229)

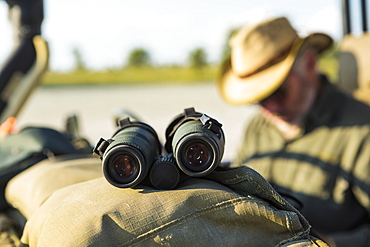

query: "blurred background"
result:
(0, 0), (359, 160)
(0, 0), (343, 72)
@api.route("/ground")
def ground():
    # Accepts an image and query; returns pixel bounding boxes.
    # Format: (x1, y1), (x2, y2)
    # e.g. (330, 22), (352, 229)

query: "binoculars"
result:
(93, 107), (225, 190)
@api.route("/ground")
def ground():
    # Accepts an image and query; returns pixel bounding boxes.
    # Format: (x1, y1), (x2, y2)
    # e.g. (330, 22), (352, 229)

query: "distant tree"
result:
(188, 48), (208, 69)
(127, 48), (151, 67)
(220, 27), (240, 63)
(72, 47), (86, 71)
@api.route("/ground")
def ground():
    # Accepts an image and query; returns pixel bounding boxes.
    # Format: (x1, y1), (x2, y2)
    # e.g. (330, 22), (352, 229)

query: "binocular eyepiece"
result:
(165, 108), (225, 177)
(93, 118), (161, 188)
(93, 107), (225, 190)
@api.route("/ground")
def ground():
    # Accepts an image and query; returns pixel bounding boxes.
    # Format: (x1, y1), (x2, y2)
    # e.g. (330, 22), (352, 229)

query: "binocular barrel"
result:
(170, 119), (225, 177)
(93, 118), (161, 188)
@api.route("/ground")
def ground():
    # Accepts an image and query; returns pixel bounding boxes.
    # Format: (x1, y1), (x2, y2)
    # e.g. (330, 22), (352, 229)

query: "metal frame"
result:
(342, 0), (368, 35)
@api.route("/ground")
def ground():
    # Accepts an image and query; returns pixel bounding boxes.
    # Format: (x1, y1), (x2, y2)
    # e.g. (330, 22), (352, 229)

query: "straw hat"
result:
(218, 17), (333, 105)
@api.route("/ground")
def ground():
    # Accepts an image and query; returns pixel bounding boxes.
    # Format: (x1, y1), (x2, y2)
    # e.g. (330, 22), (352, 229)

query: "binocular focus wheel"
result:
(150, 157), (181, 190)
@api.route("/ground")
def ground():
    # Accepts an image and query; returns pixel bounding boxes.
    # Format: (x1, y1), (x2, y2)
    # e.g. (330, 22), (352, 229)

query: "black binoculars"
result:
(93, 107), (225, 190)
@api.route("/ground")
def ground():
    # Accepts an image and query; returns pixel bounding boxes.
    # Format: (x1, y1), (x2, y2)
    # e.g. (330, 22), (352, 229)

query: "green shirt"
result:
(233, 78), (370, 247)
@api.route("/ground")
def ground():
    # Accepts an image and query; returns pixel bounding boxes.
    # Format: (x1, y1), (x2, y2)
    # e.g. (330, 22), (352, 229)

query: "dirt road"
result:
(17, 83), (258, 161)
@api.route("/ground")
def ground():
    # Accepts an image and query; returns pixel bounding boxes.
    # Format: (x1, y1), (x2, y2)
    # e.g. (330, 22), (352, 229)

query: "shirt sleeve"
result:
(231, 115), (262, 167)
(332, 130), (370, 247)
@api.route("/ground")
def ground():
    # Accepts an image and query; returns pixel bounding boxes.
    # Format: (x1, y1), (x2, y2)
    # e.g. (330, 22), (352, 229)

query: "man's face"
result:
(258, 67), (316, 125)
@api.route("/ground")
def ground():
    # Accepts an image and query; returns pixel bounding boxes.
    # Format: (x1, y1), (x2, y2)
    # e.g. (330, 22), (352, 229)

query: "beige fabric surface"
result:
(5, 156), (327, 246)
(5, 156), (102, 219)
(18, 169), (326, 246)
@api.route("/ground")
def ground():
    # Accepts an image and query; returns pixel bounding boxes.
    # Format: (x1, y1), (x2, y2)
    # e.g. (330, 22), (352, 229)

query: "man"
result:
(218, 17), (370, 247)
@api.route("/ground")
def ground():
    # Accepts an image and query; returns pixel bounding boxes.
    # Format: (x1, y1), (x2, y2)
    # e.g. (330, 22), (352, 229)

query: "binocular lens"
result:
(111, 153), (139, 179)
(184, 142), (211, 167)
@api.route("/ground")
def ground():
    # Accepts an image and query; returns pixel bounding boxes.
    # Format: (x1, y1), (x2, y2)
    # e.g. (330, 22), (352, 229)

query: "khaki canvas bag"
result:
(5, 158), (327, 246)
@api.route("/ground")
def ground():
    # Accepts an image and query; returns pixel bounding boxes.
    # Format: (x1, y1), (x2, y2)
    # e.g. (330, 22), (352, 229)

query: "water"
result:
(17, 83), (258, 161)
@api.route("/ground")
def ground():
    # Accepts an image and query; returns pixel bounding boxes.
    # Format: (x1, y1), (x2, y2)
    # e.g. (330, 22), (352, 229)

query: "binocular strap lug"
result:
(92, 138), (113, 159)
(200, 114), (223, 137)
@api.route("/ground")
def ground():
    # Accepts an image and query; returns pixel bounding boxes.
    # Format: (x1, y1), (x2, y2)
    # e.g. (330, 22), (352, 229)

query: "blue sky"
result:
(0, 0), (349, 71)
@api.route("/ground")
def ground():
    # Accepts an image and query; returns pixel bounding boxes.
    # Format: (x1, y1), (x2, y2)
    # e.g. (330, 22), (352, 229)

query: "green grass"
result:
(41, 57), (339, 86)
(42, 66), (219, 86)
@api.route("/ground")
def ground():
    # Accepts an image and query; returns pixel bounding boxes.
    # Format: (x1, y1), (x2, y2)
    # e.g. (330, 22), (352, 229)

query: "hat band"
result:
(238, 45), (292, 79)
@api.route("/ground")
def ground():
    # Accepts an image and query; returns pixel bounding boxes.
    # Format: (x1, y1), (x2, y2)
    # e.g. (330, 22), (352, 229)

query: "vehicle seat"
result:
(337, 33), (370, 105)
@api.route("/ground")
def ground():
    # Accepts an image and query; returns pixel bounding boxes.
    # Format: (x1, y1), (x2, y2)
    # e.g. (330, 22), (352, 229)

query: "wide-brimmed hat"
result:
(218, 17), (333, 105)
